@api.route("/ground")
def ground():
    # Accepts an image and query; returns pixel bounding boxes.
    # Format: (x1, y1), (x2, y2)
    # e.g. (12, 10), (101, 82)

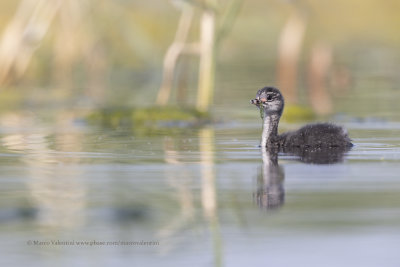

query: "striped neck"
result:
(260, 113), (280, 147)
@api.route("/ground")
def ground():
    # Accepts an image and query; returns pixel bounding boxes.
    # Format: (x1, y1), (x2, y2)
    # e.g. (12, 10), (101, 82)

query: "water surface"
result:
(1, 116), (400, 267)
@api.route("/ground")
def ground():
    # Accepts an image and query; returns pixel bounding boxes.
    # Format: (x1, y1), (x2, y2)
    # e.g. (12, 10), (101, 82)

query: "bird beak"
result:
(250, 98), (260, 105)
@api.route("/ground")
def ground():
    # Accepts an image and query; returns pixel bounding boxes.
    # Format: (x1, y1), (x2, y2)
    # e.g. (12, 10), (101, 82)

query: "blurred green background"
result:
(1, 0), (400, 120)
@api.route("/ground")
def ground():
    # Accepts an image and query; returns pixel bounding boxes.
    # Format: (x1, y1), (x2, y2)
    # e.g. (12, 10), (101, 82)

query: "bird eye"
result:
(266, 95), (273, 101)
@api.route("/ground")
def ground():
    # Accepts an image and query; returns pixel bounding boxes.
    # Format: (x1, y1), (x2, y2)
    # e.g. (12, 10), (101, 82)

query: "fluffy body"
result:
(273, 123), (352, 149)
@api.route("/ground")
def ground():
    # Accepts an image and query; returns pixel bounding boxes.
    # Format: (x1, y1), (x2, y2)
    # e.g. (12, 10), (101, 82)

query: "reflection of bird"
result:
(254, 143), (350, 211)
(251, 86), (353, 149)
(254, 148), (285, 211)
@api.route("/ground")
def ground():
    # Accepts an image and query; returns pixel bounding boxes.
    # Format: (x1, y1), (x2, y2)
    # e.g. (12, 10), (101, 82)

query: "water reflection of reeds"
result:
(1, 114), (86, 230)
(158, 127), (223, 266)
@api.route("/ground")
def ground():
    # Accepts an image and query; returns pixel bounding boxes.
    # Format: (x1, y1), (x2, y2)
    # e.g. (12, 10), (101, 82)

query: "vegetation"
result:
(281, 105), (315, 123)
(0, 0), (400, 122)
(87, 106), (210, 129)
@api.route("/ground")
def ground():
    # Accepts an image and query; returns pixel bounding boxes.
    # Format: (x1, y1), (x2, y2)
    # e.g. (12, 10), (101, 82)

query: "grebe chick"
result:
(250, 86), (353, 149)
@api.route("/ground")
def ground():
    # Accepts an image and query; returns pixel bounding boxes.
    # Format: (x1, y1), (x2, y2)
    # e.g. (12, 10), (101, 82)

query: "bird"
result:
(250, 86), (353, 149)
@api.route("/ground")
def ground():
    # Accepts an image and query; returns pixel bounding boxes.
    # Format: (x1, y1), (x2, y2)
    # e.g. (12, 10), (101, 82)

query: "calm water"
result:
(1, 114), (400, 267)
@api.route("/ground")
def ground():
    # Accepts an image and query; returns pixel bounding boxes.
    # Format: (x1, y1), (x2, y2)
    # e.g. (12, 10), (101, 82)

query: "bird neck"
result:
(261, 113), (280, 147)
